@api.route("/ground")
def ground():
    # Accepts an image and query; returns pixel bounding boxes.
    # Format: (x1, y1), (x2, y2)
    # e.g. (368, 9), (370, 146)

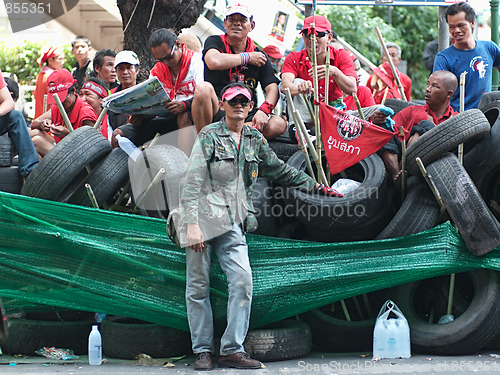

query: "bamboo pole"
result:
(43, 94), (48, 113)
(374, 26), (407, 101)
(336, 36), (377, 71)
(294, 109), (328, 185)
(458, 72), (467, 164)
(381, 87), (390, 106)
(85, 184), (99, 209)
(93, 107), (108, 130)
(416, 157), (445, 213)
(132, 168), (166, 214)
(324, 58), (330, 105)
(400, 126), (406, 201)
(53, 94), (74, 132)
(352, 93), (365, 121)
(301, 93), (315, 120)
(309, 21), (323, 183)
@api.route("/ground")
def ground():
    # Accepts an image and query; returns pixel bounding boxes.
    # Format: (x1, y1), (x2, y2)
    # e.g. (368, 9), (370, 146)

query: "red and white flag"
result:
(319, 102), (395, 175)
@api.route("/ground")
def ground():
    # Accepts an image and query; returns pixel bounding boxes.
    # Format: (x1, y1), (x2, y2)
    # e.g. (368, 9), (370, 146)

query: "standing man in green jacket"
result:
(179, 82), (341, 371)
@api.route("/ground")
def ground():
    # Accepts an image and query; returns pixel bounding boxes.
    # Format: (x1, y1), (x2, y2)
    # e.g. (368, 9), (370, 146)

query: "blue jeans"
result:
(185, 224), (252, 355)
(0, 110), (38, 177)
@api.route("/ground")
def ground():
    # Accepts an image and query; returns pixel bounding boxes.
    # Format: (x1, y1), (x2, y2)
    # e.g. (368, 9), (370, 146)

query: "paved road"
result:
(1, 351), (500, 374)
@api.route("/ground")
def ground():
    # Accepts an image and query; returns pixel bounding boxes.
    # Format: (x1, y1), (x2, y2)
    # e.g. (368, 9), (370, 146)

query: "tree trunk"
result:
(116, 0), (207, 81)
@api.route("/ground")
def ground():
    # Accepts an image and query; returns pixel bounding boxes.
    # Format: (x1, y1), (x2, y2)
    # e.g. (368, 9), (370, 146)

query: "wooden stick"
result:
(132, 168), (165, 214)
(336, 36), (377, 71)
(374, 26), (407, 101)
(309, 22), (323, 183)
(53, 94), (74, 132)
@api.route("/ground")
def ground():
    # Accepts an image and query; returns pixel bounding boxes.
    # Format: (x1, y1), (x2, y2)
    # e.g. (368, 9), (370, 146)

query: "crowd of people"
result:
(1, 0), (498, 371)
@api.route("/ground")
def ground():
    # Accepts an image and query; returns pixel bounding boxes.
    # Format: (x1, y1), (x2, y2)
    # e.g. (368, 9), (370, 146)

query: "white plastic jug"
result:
(373, 300), (411, 359)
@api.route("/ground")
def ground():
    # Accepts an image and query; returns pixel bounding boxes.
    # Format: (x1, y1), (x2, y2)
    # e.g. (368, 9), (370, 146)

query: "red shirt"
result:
(282, 46), (356, 103)
(343, 86), (375, 111)
(393, 103), (457, 141)
(51, 96), (97, 143)
(0, 70), (5, 90)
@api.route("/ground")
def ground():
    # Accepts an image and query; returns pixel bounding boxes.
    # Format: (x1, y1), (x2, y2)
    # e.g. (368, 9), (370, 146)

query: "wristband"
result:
(240, 52), (250, 66)
(258, 101), (274, 116)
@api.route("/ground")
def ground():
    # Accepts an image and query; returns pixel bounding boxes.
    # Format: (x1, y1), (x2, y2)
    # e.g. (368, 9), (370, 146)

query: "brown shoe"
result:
(194, 352), (213, 371)
(218, 352), (262, 369)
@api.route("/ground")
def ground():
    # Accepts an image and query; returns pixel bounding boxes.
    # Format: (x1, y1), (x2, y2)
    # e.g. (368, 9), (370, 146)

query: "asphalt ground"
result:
(1, 351), (500, 374)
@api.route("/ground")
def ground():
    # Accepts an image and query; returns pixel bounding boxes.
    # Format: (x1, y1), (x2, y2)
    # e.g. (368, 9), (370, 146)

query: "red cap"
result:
(262, 45), (284, 59)
(301, 15), (331, 34)
(47, 69), (76, 106)
(221, 85), (252, 101)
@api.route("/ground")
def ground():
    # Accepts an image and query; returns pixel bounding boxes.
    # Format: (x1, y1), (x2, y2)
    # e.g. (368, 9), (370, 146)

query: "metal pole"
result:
(491, 0), (499, 89)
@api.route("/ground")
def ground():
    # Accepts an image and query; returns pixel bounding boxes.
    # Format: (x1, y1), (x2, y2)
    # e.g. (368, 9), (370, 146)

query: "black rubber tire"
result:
(0, 165), (22, 194)
(268, 141), (300, 162)
(376, 182), (440, 239)
(131, 145), (188, 220)
(285, 151), (391, 242)
(301, 289), (391, 353)
(464, 102), (500, 192)
(393, 270), (500, 355)
(427, 153), (500, 256)
(100, 317), (191, 359)
(406, 109), (490, 176)
(0, 317), (94, 355)
(251, 177), (278, 236)
(0, 134), (12, 167)
(21, 126), (111, 201)
(68, 148), (129, 207)
(384, 98), (417, 115)
(243, 320), (311, 361)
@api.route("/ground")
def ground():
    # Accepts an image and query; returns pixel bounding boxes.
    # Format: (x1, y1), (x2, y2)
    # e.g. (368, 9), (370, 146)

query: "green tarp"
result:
(0, 191), (499, 330)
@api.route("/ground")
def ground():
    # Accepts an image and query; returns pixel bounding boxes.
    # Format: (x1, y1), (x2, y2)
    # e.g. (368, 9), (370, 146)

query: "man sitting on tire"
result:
(0, 69), (38, 178)
(30, 69), (97, 158)
(371, 70), (458, 183)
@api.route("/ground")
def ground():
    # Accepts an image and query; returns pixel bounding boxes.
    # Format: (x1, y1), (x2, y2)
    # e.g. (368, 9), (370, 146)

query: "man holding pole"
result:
(371, 70), (458, 182)
(280, 15), (357, 129)
(180, 82), (341, 371)
(30, 69), (97, 158)
(433, 2), (500, 111)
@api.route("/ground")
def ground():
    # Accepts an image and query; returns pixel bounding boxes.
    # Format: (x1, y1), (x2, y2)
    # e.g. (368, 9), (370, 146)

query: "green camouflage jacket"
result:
(179, 118), (316, 238)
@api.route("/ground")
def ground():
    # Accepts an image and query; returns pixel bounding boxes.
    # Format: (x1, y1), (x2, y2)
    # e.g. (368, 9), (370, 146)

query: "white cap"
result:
(114, 50), (140, 68)
(225, 2), (252, 19)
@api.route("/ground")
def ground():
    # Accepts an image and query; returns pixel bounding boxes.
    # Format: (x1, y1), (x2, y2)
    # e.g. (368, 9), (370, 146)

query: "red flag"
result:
(319, 102), (395, 175)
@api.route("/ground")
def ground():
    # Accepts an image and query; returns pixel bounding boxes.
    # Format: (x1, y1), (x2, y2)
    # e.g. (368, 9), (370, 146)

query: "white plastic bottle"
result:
(88, 325), (102, 365)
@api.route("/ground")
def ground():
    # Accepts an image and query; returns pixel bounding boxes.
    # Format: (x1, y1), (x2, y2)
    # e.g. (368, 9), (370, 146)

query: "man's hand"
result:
(310, 65), (333, 82)
(130, 115), (144, 127)
(186, 223), (205, 253)
(370, 110), (389, 126)
(252, 110), (269, 132)
(297, 80), (314, 95)
(315, 183), (343, 197)
(248, 51), (267, 67)
(165, 100), (186, 115)
(50, 124), (69, 138)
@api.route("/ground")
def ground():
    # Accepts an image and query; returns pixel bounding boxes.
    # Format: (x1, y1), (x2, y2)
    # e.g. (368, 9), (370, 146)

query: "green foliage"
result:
(325, 5), (439, 99)
(0, 41), (76, 85)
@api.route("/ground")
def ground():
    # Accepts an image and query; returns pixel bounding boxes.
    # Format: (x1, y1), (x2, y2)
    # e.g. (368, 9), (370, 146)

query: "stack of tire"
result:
(0, 134), (22, 194)
(297, 102), (500, 356)
(21, 126), (129, 208)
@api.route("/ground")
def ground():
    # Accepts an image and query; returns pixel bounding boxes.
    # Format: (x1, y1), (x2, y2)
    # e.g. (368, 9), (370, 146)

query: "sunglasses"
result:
(302, 31), (328, 38)
(156, 45), (177, 63)
(226, 98), (251, 107)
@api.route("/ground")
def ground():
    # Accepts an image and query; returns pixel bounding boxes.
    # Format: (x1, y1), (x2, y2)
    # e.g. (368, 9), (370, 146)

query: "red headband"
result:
(82, 81), (108, 98)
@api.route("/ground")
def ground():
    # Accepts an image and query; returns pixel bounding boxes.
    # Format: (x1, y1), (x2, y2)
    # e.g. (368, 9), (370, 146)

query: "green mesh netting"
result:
(0, 191), (499, 331)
